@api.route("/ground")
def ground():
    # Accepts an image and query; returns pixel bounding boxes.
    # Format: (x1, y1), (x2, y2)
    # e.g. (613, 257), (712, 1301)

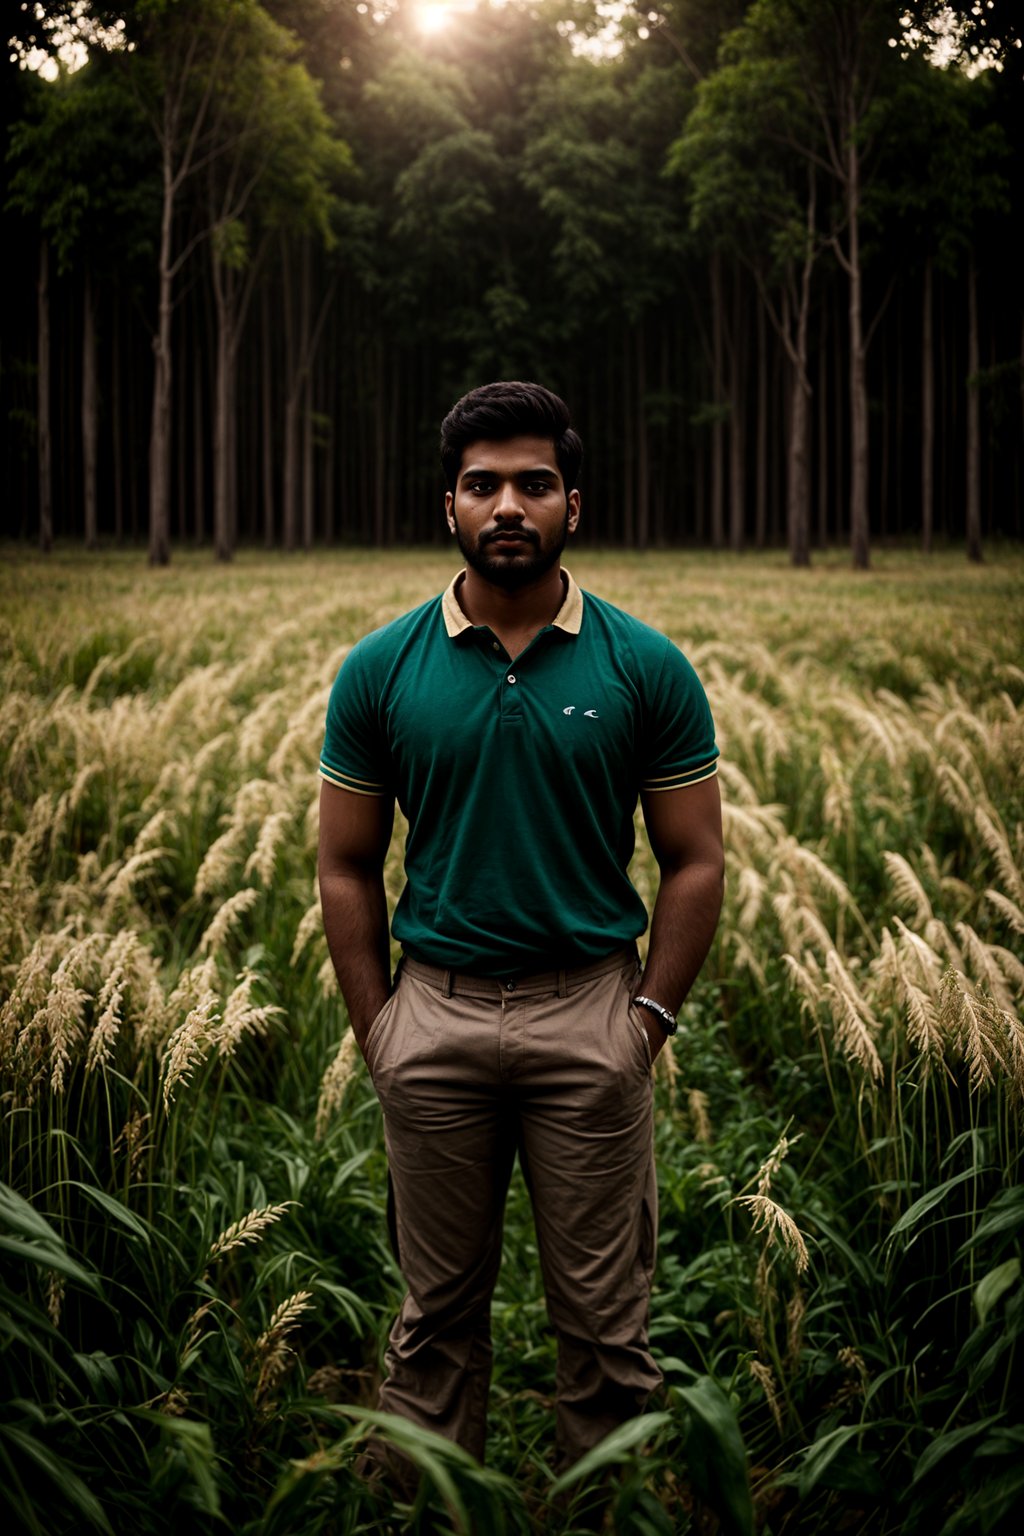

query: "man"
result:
(318, 381), (723, 1474)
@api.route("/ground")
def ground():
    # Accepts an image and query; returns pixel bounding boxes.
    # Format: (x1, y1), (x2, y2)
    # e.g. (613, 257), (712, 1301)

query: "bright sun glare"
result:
(414, 2), (475, 35)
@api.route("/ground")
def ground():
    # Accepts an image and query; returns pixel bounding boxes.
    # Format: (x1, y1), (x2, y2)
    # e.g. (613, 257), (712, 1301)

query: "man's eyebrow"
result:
(460, 465), (559, 479)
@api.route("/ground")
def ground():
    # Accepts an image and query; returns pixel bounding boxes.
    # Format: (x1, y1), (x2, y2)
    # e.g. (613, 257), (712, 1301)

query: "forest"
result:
(2, 0), (1022, 564)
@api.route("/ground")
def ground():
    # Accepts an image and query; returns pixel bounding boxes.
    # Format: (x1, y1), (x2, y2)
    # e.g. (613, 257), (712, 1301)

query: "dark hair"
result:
(440, 381), (583, 493)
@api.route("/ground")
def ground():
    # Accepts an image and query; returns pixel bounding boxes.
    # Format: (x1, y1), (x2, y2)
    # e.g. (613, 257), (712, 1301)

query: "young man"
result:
(318, 381), (723, 1472)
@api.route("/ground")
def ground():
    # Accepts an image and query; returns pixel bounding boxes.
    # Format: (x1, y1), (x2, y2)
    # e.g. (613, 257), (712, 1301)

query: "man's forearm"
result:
(319, 869), (392, 1052)
(637, 859), (724, 1021)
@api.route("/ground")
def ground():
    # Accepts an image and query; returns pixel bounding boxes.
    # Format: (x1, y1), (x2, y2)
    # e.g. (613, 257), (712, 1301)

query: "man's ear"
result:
(445, 491), (455, 535)
(567, 488), (581, 535)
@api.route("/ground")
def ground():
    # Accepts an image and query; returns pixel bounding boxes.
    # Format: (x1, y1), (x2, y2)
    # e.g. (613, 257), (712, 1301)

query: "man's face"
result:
(445, 435), (581, 590)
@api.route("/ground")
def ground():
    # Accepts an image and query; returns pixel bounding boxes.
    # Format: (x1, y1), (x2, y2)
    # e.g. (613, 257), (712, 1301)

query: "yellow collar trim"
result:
(442, 568), (583, 639)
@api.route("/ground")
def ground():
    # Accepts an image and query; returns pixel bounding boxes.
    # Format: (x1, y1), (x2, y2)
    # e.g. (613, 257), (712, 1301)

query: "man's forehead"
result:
(458, 435), (561, 478)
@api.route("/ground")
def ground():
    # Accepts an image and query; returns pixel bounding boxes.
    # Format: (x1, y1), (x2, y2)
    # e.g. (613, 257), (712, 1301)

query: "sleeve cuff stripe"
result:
(643, 763), (719, 791)
(319, 764), (387, 794)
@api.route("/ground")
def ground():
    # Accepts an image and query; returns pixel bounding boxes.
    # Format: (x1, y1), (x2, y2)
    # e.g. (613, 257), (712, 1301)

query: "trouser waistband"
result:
(398, 946), (637, 1001)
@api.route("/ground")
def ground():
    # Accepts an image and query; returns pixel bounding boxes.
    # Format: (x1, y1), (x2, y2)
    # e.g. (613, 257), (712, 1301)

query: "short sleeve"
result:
(319, 643), (391, 796)
(642, 640), (719, 792)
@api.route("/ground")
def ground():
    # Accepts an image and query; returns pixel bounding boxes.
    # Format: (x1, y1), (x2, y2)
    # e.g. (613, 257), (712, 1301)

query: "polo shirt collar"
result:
(441, 568), (583, 639)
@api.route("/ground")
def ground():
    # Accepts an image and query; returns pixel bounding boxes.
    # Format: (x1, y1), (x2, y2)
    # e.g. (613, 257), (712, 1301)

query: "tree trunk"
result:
(710, 251), (724, 549)
(374, 332), (385, 546)
(112, 297), (124, 542)
(37, 239), (53, 553)
(965, 251), (982, 562)
(756, 297), (767, 549)
(817, 308), (828, 548)
(635, 322), (649, 552)
(786, 276), (812, 568)
(212, 273), (233, 561)
(262, 283), (274, 548)
(149, 138), (174, 565)
(621, 325), (635, 547)
(847, 126), (869, 570)
(728, 270), (745, 553)
(193, 346), (204, 544)
(82, 270), (98, 549)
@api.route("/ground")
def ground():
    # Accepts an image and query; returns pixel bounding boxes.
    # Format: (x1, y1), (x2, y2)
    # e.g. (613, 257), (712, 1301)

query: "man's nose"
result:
(493, 482), (524, 521)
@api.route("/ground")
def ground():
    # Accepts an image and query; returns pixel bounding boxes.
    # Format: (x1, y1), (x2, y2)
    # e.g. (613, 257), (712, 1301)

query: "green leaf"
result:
(911, 1416), (1004, 1486)
(974, 1258), (1020, 1327)
(135, 1411), (222, 1518)
(796, 1424), (884, 1497)
(675, 1377), (754, 1536)
(888, 1167), (991, 1242)
(65, 1182), (154, 1244)
(550, 1412), (671, 1493)
(0, 1422), (114, 1534)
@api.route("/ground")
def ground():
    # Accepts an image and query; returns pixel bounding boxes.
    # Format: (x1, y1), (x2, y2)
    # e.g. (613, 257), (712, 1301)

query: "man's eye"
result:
(469, 481), (494, 494)
(525, 482), (552, 496)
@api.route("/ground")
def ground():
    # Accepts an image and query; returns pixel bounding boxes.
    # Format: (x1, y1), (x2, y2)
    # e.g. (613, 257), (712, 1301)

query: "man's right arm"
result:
(317, 780), (395, 1057)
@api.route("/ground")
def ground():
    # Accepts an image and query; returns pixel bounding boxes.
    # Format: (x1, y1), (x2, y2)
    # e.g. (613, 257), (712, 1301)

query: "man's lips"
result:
(485, 529), (536, 546)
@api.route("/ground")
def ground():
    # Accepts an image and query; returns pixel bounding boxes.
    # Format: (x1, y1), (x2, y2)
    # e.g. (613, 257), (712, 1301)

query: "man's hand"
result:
(318, 781), (395, 1055)
(636, 775), (725, 1057)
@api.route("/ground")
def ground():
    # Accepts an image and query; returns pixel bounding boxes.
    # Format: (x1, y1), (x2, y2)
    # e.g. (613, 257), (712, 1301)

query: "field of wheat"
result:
(2, 546), (1022, 1536)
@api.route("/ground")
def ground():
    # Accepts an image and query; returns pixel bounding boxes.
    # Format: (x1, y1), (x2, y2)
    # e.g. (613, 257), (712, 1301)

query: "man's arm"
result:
(636, 775), (725, 1059)
(318, 780), (395, 1057)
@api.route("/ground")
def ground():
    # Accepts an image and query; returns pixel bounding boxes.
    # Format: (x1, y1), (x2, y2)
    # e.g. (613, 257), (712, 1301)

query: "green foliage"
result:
(2, 548), (1022, 1533)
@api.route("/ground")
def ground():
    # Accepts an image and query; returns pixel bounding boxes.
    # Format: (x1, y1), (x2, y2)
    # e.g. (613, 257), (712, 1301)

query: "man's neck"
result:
(456, 565), (567, 655)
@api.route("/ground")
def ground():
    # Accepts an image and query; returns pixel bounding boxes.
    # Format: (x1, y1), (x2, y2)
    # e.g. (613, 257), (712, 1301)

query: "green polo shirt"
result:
(319, 570), (718, 977)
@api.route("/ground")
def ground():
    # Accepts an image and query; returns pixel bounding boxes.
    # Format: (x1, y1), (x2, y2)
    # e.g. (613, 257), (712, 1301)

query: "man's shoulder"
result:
(579, 590), (676, 659)
(348, 593), (445, 668)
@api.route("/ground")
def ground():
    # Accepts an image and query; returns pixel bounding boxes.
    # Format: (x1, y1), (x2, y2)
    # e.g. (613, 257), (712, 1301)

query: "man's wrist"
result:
(633, 995), (678, 1036)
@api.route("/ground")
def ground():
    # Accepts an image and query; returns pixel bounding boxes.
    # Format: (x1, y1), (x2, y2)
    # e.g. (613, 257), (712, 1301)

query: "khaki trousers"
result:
(364, 946), (662, 1469)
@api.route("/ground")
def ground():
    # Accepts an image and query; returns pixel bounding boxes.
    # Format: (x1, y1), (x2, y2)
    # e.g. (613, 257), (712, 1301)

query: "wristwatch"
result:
(633, 996), (678, 1035)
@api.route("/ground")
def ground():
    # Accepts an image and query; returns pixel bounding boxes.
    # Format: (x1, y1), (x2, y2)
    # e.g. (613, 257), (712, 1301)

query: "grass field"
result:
(2, 546), (1023, 1535)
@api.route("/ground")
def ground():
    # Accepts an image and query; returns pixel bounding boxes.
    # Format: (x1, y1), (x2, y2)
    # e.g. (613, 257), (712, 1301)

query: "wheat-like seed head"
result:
(290, 891), (323, 967)
(956, 921), (1016, 1011)
(216, 969), (283, 1058)
(207, 1200), (295, 1262)
(317, 951), (339, 998)
(884, 853), (933, 927)
(749, 1359), (783, 1432)
(244, 810), (292, 885)
(782, 951), (825, 1018)
(102, 847), (170, 915)
(976, 804), (1019, 897)
(786, 1289), (806, 1365)
(824, 950), (883, 1083)
(315, 1029), (360, 1140)
(199, 887), (259, 955)
(161, 991), (220, 1111)
(738, 1193), (810, 1274)
(46, 1270), (65, 1329)
(819, 744), (852, 837)
(735, 865), (767, 934)
(253, 1289), (315, 1405)
(986, 888), (1024, 938)
(687, 1088), (713, 1144)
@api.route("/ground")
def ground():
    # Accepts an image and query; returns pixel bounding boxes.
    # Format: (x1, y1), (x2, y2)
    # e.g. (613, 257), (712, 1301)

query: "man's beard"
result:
(453, 510), (569, 590)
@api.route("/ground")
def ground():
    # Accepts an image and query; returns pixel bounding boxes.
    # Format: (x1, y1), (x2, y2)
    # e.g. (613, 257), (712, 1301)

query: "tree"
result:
(7, 58), (153, 550)
(669, 19), (826, 565)
(198, 3), (348, 559)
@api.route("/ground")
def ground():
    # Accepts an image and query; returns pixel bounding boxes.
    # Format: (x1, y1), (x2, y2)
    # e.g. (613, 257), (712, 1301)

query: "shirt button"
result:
(505, 981), (516, 992)
(507, 674), (516, 685)
(492, 642), (500, 652)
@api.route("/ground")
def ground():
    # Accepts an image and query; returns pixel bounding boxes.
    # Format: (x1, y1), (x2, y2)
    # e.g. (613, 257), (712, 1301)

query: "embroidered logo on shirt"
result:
(562, 706), (599, 717)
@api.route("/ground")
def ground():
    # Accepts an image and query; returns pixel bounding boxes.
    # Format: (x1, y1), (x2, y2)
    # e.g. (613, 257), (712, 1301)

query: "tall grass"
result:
(2, 547), (1022, 1533)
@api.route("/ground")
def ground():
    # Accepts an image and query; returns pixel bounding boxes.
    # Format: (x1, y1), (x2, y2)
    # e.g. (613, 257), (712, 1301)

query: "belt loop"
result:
(557, 968), (567, 999)
(441, 968), (453, 999)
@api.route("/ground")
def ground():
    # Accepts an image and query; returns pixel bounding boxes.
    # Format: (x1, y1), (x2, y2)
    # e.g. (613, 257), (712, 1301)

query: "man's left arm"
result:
(635, 776), (725, 1060)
